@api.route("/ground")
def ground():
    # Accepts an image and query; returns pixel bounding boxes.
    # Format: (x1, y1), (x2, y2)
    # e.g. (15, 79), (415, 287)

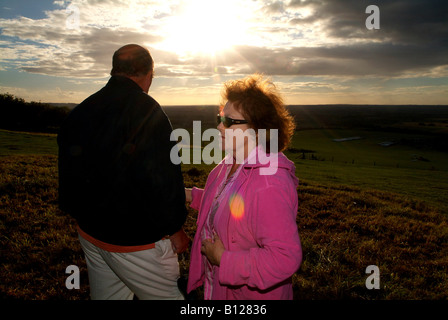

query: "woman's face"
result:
(218, 101), (255, 161)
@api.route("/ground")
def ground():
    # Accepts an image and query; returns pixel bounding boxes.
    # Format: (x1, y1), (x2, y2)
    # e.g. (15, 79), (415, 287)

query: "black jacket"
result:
(57, 76), (187, 246)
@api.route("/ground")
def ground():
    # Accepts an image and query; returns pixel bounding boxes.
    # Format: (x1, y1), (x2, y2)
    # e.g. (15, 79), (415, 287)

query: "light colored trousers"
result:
(79, 234), (184, 300)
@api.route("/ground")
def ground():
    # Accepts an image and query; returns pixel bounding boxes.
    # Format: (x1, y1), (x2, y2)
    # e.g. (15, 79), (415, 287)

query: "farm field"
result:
(0, 129), (58, 156)
(286, 128), (448, 213)
(1, 105), (448, 300)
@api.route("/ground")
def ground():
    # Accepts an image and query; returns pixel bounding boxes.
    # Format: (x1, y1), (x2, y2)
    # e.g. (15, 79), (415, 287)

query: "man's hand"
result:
(169, 228), (190, 254)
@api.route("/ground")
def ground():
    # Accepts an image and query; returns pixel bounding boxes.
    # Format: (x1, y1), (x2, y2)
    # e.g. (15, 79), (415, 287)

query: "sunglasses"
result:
(217, 114), (249, 128)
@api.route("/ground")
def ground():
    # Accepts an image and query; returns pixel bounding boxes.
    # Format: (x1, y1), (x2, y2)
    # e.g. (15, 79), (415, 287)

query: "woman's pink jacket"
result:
(187, 148), (302, 300)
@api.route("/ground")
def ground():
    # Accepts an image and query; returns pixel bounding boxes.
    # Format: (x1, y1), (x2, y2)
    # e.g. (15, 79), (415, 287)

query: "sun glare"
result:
(160, 0), (251, 56)
(229, 193), (245, 220)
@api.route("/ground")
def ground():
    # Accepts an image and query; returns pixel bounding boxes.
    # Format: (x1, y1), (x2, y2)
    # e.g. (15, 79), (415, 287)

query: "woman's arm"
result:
(185, 188), (192, 202)
(188, 187), (204, 211)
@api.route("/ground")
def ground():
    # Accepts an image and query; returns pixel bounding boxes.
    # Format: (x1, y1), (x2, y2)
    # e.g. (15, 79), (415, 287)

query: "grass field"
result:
(0, 129), (58, 156)
(1, 113), (448, 300)
(286, 128), (448, 213)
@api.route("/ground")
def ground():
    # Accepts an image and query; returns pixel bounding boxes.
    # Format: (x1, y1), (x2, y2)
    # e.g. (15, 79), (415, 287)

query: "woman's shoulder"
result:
(241, 169), (297, 198)
(242, 151), (297, 185)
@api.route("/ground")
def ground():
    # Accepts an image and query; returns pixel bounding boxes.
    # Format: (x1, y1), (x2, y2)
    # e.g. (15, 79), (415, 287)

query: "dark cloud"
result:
(17, 27), (163, 77)
(217, 40), (448, 77)
(232, 0), (448, 77)
(287, 0), (448, 45)
(2, 0), (447, 80)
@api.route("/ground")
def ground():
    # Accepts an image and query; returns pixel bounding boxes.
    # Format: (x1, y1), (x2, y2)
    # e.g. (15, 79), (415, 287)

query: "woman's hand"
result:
(201, 233), (225, 266)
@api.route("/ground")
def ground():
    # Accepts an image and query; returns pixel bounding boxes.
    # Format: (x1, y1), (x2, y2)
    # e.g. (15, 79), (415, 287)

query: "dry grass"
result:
(293, 182), (448, 299)
(0, 155), (89, 299)
(1, 155), (447, 300)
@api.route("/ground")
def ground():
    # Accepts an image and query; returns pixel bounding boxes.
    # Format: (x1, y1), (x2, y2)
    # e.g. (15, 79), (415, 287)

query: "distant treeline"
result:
(2, 92), (448, 147)
(286, 104), (448, 130)
(0, 93), (70, 133)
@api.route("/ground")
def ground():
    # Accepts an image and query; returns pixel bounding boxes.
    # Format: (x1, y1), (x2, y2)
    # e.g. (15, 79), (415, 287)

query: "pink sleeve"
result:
(190, 187), (204, 211)
(219, 186), (302, 290)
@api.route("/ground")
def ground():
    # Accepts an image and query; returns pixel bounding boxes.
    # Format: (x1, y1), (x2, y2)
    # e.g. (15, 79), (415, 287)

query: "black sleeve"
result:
(133, 98), (188, 237)
(57, 107), (89, 217)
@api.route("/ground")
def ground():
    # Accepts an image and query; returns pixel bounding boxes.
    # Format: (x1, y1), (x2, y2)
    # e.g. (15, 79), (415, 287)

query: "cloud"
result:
(1, 0), (446, 79)
(213, 41), (447, 78)
(233, 0), (448, 79)
(0, 9), (164, 77)
(286, 0), (448, 43)
(0, 0), (447, 105)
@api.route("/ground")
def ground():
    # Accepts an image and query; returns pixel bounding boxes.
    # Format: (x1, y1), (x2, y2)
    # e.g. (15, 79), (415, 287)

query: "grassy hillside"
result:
(1, 124), (447, 299)
(1, 154), (447, 300)
(1, 104), (448, 299)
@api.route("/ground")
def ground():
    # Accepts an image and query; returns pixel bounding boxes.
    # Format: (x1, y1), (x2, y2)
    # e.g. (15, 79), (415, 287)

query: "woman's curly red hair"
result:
(221, 73), (295, 152)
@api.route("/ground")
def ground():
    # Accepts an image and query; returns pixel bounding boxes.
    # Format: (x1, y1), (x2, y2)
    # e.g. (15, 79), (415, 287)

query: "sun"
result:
(160, 0), (252, 56)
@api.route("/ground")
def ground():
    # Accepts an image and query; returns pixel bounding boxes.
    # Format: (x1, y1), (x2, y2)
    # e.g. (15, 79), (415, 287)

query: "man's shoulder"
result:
(71, 80), (163, 121)
(130, 92), (164, 122)
(134, 91), (160, 108)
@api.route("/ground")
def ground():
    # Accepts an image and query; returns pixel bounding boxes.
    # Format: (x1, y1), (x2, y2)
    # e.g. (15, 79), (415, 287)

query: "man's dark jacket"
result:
(57, 76), (187, 246)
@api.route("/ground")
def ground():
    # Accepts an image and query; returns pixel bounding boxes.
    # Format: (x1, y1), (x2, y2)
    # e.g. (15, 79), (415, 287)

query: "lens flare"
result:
(229, 193), (244, 220)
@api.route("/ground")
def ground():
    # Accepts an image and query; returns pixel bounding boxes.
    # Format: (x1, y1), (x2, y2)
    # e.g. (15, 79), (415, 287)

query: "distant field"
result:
(0, 129), (57, 156)
(291, 128), (448, 171)
(286, 128), (448, 213)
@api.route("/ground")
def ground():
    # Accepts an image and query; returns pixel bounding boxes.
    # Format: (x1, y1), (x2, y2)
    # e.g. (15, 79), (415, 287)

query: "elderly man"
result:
(58, 44), (189, 300)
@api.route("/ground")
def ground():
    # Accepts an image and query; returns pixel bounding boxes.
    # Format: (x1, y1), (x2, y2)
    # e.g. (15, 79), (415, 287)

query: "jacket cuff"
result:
(190, 187), (204, 211)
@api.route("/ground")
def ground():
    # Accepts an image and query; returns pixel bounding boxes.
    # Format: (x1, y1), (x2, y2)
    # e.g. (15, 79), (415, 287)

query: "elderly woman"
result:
(186, 74), (302, 300)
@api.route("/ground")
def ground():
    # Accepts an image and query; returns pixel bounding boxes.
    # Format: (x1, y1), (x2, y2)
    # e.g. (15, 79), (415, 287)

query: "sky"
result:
(0, 0), (447, 106)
